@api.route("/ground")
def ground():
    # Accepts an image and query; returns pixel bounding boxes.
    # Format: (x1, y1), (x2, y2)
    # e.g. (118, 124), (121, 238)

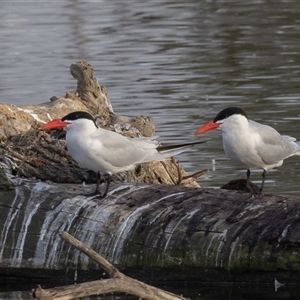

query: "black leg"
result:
(94, 171), (101, 194)
(96, 173), (111, 200)
(85, 172), (102, 197)
(259, 169), (267, 193)
(246, 169), (251, 191)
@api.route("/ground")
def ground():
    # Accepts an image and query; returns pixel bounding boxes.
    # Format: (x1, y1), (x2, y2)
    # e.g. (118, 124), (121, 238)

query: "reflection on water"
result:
(1, 2), (300, 196)
(1, 282), (300, 300)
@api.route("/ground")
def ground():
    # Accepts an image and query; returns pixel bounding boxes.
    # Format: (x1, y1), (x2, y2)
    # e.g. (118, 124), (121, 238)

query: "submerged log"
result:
(31, 232), (187, 300)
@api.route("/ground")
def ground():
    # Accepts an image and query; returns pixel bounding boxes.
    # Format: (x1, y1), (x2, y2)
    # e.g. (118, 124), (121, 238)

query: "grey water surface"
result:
(1, 1), (300, 299)
(1, 1), (300, 195)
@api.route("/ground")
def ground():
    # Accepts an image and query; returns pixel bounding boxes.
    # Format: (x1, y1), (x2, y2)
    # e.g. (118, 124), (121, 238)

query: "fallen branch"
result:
(31, 231), (189, 300)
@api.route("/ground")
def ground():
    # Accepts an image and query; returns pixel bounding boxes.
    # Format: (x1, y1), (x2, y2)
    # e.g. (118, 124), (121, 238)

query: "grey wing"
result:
(88, 130), (157, 169)
(251, 121), (300, 164)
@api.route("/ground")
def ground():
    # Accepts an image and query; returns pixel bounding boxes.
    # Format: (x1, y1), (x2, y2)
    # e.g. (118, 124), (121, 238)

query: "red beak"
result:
(194, 120), (220, 135)
(40, 119), (69, 130)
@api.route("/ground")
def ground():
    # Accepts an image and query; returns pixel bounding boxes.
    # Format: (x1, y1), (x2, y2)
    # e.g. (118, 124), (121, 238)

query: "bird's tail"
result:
(139, 140), (206, 164)
(157, 141), (206, 155)
(282, 136), (300, 157)
(294, 141), (300, 156)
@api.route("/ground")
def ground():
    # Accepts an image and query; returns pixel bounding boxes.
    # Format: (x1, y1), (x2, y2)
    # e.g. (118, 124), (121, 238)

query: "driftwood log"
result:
(0, 61), (299, 292)
(0, 176), (300, 285)
(31, 232), (187, 300)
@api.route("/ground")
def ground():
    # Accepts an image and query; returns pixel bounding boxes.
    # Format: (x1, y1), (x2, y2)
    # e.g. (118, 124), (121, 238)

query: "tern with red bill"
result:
(194, 107), (300, 193)
(42, 111), (206, 199)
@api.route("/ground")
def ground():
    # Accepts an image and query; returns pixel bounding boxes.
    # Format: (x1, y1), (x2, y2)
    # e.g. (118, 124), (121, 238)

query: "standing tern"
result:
(194, 107), (300, 193)
(41, 111), (205, 199)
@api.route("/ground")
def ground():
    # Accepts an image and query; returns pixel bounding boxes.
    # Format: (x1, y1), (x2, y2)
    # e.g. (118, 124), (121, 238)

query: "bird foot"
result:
(84, 191), (98, 197)
(236, 187), (252, 194)
(237, 187), (264, 197)
(94, 193), (108, 200)
(84, 190), (108, 200)
(253, 189), (264, 197)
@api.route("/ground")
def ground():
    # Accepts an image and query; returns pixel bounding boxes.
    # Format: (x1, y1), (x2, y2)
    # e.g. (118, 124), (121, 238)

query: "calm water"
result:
(1, 1), (300, 195)
(1, 1), (300, 298)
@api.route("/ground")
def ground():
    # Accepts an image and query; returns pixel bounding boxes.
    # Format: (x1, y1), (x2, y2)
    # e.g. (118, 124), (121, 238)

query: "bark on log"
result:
(1, 176), (300, 285)
(31, 232), (188, 300)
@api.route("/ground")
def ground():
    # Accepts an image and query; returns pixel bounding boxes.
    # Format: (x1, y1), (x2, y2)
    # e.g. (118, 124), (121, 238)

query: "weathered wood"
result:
(1, 176), (300, 285)
(60, 231), (120, 278)
(31, 232), (187, 300)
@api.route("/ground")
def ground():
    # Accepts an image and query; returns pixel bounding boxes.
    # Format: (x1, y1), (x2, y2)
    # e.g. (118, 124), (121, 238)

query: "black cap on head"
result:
(213, 107), (248, 123)
(62, 111), (95, 123)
